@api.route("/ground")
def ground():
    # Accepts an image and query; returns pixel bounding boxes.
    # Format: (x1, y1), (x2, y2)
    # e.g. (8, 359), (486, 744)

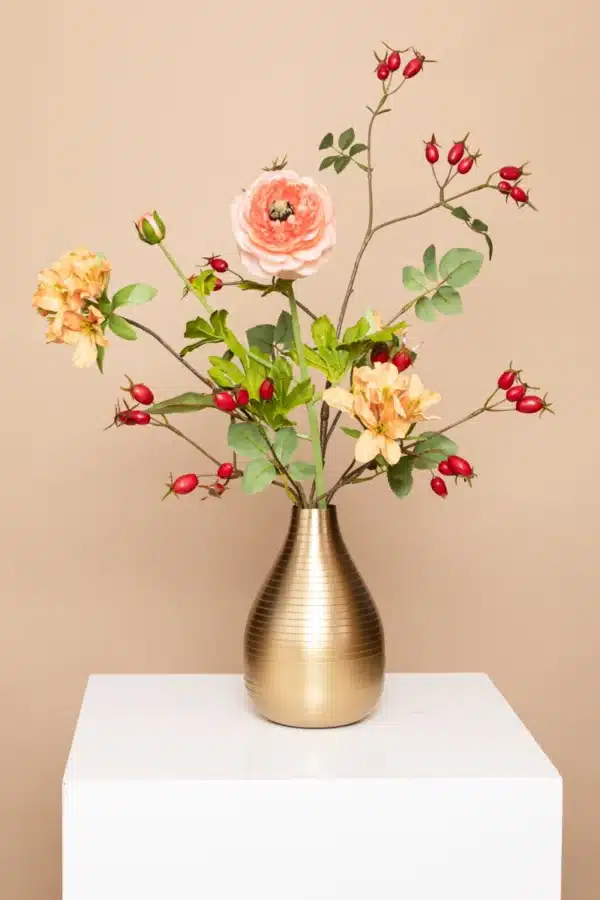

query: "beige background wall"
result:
(1, 0), (598, 896)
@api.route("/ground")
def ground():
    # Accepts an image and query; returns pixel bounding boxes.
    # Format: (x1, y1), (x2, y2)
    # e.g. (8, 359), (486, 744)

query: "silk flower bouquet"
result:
(32, 43), (552, 727)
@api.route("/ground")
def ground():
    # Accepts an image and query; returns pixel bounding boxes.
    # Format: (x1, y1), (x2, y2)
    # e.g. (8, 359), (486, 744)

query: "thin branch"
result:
(295, 298), (318, 322)
(123, 317), (214, 390)
(153, 420), (221, 466)
(322, 410), (342, 455)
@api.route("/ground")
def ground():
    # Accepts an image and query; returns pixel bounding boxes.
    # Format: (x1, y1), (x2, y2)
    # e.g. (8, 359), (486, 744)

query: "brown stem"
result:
(322, 409), (342, 455)
(255, 421), (307, 507)
(153, 419), (221, 466)
(123, 317), (214, 390)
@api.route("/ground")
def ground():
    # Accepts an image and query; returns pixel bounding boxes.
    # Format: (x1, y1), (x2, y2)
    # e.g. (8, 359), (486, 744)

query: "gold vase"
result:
(244, 506), (385, 728)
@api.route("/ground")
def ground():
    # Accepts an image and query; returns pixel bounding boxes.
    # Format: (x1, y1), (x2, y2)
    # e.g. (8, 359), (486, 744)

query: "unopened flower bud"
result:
(135, 211), (166, 245)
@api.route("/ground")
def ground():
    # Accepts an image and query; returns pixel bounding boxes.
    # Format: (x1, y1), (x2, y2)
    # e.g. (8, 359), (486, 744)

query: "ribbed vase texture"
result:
(244, 506), (385, 727)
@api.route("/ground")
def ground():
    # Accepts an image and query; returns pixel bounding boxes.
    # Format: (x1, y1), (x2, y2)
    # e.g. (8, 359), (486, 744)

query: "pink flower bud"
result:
(135, 211), (166, 245)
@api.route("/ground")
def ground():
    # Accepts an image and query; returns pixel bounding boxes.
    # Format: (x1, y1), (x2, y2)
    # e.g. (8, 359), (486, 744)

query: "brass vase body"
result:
(244, 507), (385, 728)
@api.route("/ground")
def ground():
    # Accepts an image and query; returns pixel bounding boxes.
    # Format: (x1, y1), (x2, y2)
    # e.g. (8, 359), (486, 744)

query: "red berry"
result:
(506, 384), (527, 402)
(213, 277), (223, 291)
(259, 378), (275, 401)
(391, 349), (413, 372)
(438, 460), (453, 476)
(387, 50), (401, 71)
(130, 383), (154, 405)
(210, 257), (228, 273)
(403, 55), (424, 78)
(510, 186), (528, 204)
(447, 141), (466, 166)
(498, 369), (516, 390)
(371, 344), (390, 364)
(172, 473), (199, 495)
(499, 166), (523, 181)
(217, 462), (234, 480)
(425, 140), (439, 164)
(498, 180), (512, 194)
(430, 476), (448, 498)
(128, 410), (151, 425)
(236, 388), (250, 407)
(457, 156), (474, 174)
(214, 391), (237, 412)
(377, 62), (390, 80)
(118, 411), (135, 425)
(447, 455), (473, 478)
(516, 395), (544, 414)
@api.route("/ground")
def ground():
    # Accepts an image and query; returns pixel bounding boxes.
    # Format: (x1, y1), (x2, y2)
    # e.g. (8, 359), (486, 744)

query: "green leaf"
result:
(415, 296), (436, 322)
(432, 286), (463, 315)
(281, 379), (314, 413)
(423, 245), (438, 282)
(387, 456), (414, 498)
(207, 355), (245, 387)
(237, 279), (270, 292)
(147, 392), (214, 415)
(341, 426), (362, 439)
(470, 219), (488, 233)
(349, 143), (368, 156)
(402, 266), (428, 291)
(108, 314), (137, 340)
(184, 316), (220, 342)
(312, 315), (337, 351)
(319, 132), (334, 149)
(189, 269), (217, 297)
(273, 427), (298, 465)
(439, 248), (484, 288)
(209, 309), (229, 339)
(319, 155), (338, 170)
(288, 461), (316, 480)
(242, 459), (278, 494)
(271, 356), (293, 399)
(112, 283), (157, 309)
(274, 310), (294, 348)
(97, 296), (112, 316)
(338, 128), (355, 150)
(96, 345), (105, 374)
(483, 233), (494, 260)
(227, 421), (271, 459)
(452, 206), (471, 222)
(342, 317), (370, 345)
(333, 156), (351, 173)
(247, 324), (275, 355)
(179, 340), (207, 357)
(412, 433), (458, 469)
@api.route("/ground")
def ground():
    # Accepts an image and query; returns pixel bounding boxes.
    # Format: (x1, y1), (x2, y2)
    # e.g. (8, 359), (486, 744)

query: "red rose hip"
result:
(128, 410), (151, 425)
(172, 473), (199, 495)
(499, 166), (523, 181)
(212, 277), (223, 291)
(430, 476), (448, 498)
(447, 138), (467, 166)
(457, 156), (474, 174)
(447, 455), (473, 478)
(236, 388), (250, 407)
(214, 391), (237, 412)
(130, 383), (154, 405)
(497, 180), (512, 194)
(438, 460), (453, 476)
(376, 62), (390, 80)
(498, 370), (516, 390)
(217, 462), (234, 480)
(371, 344), (390, 364)
(391, 349), (413, 372)
(506, 384), (527, 402)
(425, 135), (439, 164)
(209, 257), (228, 273)
(516, 395), (544, 414)
(510, 186), (528, 204)
(403, 55), (424, 78)
(259, 379), (275, 401)
(387, 50), (401, 71)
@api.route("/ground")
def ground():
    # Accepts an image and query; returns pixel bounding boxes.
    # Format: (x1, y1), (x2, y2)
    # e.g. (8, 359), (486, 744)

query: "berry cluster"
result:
(424, 133), (479, 174)
(497, 367), (551, 414)
(189, 256), (230, 293)
(374, 45), (428, 82)
(165, 460), (239, 501)
(430, 455), (475, 499)
(370, 343), (415, 372)
(496, 166), (531, 206)
(213, 380), (273, 412)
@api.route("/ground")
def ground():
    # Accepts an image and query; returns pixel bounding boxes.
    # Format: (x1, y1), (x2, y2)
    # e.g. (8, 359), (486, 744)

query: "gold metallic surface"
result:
(244, 507), (385, 728)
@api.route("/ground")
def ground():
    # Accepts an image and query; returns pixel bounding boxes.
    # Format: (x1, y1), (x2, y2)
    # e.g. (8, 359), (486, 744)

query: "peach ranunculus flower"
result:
(323, 362), (441, 466)
(231, 169), (335, 280)
(32, 248), (111, 367)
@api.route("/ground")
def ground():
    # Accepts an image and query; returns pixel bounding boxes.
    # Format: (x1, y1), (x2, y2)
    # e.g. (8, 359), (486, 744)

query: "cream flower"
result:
(46, 307), (108, 368)
(231, 169), (335, 280)
(323, 362), (441, 465)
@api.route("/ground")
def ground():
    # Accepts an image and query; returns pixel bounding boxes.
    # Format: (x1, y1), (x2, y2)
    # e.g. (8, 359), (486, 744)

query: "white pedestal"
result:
(63, 674), (562, 900)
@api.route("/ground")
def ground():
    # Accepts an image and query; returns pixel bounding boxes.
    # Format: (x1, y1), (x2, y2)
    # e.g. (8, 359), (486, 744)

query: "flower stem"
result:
(159, 243), (214, 315)
(288, 286), (326, 508)
(153, 419), (221, 466)
(123, 316), (214, 390)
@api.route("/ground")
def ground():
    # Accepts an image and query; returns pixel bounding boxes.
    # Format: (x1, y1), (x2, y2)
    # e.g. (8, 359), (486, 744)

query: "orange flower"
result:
(323, 362), (440, 465)
(46, 306), (108, 368)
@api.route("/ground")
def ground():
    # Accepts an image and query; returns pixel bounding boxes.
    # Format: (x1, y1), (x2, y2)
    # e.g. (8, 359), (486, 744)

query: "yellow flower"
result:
(323, 362), (440, 466)
(46, 307), (108, 368)
(33, 248), (111, 316)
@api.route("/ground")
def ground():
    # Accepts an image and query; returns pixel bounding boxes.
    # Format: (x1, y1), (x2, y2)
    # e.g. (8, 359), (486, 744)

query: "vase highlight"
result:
(244, 506), (385, 728)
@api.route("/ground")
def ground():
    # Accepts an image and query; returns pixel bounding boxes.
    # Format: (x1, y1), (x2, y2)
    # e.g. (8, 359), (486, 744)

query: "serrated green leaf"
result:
(439, 248), (483, 288)
(227, 422), (270, 459)
(342, 317), (370, 345)
(423, 245), (438, 282)
(242, 459), (278, 494)
(470, 219), (488, 233)
(432, 286), (463, 315)
(415, 296), (436, 322)
(207, 355), (245, 387)
(312, 315), (337, 351)
(338, 128), (355, 150)
(288, 461), (316, 480)
(319, 133), (334, 150)
(402, 266), (428, 291)
(274, 310), (294, 348)
(412, 433), (458, 469)
(112, 283), (157, 309)
(281, 379), (314, 413)
(319, 155), (338, 170)
(452, 206), (471, 222)
(341, 427), (362, 439)
(349, 143), (368, 156)
(247, 323), (275, 355)
(108, 314), (137, 340)
(189, 269), (217, 297)
(387, 456), (414, 498)
(271, 356), (293, 400)
(333, 156), (351, 174)
(273, 427), (298, 465)
(147, 392), (214, 415)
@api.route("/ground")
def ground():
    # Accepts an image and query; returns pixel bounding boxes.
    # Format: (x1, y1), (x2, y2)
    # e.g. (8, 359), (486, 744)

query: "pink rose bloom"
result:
(231, 169), (335, 281)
